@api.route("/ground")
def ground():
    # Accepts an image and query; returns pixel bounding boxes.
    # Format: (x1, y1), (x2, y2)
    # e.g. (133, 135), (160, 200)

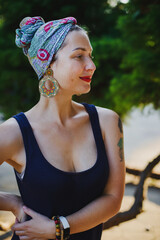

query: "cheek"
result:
(69, 62), (84, 78)
(54, 58), (83, 83)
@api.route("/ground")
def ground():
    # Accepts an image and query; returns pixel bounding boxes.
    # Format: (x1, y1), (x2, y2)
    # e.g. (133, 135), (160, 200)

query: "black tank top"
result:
(12, 103), (109, 240)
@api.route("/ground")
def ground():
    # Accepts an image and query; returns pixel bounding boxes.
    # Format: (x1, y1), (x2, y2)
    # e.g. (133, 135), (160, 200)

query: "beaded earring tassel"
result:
(39, 68), (59, 97)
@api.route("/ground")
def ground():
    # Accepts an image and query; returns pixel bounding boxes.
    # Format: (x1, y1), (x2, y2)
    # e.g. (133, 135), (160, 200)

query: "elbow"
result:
(114, 194), (123, 212)
(110, 193), (123, 213)
(111, 198), (122, 216)
(102, 195), (123, 223)
(115, 200), (122, 214)
(113, 194), (123, 214)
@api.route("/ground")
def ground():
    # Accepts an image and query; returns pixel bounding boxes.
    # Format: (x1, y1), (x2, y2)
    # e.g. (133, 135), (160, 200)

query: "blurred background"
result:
(0, 0), (160, 239)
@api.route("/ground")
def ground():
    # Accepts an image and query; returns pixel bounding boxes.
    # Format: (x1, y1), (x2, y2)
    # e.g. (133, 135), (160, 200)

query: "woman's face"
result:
(50, 30), (96, 96)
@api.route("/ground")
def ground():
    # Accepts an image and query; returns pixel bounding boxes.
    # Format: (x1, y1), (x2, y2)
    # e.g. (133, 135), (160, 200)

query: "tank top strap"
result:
(12, 112), (36, 159)
(82, 103), (105, 150)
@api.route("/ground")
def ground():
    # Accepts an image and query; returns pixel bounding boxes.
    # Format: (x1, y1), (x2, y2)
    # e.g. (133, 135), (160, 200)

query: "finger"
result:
(12, 222), (28, 231)
(15, 231), (25, 236)
(19, 236), (30, 240)
(23, 206), (39, 218)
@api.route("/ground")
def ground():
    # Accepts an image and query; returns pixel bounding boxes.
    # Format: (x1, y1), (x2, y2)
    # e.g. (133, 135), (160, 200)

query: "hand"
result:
(12, 206), (56, 240)
(12, 195), (26, 223)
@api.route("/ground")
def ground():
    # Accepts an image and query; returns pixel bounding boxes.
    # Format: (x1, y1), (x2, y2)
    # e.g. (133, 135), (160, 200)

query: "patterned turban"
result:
(15, 16), (77, 79)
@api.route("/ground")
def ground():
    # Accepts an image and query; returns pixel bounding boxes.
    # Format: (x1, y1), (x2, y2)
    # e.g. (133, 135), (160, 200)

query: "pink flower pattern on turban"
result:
(15, 16), (77, 79)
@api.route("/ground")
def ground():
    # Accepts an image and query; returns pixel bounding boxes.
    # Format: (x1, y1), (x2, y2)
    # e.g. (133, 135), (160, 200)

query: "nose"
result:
(85, 58), (96, 72)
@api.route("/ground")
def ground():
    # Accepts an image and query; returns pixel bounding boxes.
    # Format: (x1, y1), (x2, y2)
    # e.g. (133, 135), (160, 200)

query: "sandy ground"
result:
(102, 196), (160, 240)
(0, 105), (160, 239)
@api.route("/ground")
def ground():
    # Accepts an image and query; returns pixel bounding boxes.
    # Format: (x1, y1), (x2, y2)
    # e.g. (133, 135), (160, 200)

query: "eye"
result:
(75, 55), (83, 59)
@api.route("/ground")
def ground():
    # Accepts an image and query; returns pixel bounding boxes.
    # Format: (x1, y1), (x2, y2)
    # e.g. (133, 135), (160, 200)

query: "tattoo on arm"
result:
(118, 117), (123, 133)
(117, 138), (124, 162)
(117, 118), (124, 162)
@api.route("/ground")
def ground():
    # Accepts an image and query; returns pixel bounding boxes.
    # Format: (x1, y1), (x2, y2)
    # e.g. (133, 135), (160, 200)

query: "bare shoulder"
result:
(0, 117), (22, 165)
(0, 117), (21, 139)
(95, 106), (121, 133)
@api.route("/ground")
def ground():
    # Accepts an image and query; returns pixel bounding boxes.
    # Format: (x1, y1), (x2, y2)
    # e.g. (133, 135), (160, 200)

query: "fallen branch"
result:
(126, 167), (160, 180)
(0, 231), (12, 240)
(103, 154), (160, 229)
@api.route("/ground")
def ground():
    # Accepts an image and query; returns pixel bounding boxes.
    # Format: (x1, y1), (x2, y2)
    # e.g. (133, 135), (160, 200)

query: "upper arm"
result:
(98, 107), (126, 207)
(0, 118), (22, 166)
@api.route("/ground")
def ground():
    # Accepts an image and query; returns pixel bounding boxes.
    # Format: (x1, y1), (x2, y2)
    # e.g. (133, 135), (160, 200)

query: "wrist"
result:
(59, 216), (70, 239)
(47, 219), (56, 239)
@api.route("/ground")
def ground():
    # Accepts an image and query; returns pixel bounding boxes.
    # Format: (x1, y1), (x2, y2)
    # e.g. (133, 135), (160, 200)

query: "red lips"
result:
(80, 76), (92, 82)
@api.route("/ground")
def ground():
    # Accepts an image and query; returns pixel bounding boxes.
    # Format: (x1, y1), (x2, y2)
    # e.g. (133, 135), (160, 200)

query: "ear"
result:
(50, 53), (58, 66)
(49, 61), (56, 72)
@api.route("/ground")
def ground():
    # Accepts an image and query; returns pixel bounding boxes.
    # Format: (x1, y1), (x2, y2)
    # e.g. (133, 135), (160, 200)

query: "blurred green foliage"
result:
(107, 0), (160, 115)
(0, 0), (159, 119)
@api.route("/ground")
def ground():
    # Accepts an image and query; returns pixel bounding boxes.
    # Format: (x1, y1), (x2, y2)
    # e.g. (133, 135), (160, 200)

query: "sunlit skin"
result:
(50, 30), (96, 96)
(0, 29), (125, 240)
(29, 30), (96, 127)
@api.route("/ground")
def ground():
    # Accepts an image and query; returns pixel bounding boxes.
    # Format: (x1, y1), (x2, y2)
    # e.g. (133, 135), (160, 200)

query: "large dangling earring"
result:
(39, 68), (59, 97)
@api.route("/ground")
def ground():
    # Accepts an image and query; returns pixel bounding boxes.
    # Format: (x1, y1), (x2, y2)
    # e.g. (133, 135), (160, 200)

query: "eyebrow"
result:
(72, 47), (93, 52)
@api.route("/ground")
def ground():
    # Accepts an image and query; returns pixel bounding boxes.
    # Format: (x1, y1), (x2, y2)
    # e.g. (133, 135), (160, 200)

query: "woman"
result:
(0, 16), (125, 240)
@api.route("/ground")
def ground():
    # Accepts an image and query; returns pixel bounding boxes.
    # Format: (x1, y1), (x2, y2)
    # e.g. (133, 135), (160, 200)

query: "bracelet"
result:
(59, 216), (70, 240)
(52, 216), (61, 240)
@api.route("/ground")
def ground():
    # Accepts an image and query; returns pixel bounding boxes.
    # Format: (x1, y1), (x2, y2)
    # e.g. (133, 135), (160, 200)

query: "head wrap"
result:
(15, 16), (77, 79)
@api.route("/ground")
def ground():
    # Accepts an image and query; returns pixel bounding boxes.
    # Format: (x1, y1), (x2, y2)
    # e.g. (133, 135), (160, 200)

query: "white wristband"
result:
(59, 216), (70, 228)
(59, 216), (70, 239)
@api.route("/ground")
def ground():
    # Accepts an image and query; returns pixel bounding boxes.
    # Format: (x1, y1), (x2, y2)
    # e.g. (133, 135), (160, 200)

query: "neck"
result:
(33, 93), (77, 125)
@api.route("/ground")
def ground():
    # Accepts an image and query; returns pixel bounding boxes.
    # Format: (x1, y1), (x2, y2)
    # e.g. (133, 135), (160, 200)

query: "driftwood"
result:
(126, 167), (160, 180)
(103, 154), (160, 230)
(0, 231), (12, 240)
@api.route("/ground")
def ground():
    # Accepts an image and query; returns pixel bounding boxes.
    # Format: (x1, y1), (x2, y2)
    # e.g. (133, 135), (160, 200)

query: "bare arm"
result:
(0, 118), (21, 166)
(0, 192), (24, 220)
(0, 119), (25, 221)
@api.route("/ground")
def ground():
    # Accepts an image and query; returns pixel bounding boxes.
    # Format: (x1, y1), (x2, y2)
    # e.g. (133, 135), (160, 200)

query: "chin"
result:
(77, 85), (91, 95)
